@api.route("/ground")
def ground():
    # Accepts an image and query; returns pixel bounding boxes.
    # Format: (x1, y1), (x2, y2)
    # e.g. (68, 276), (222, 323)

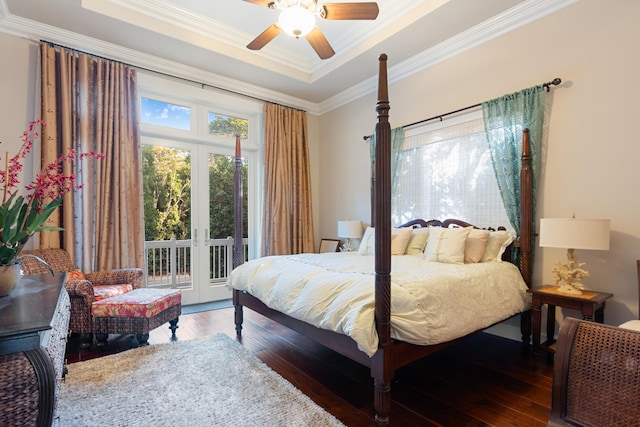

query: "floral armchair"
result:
(21, 248), (144, 348)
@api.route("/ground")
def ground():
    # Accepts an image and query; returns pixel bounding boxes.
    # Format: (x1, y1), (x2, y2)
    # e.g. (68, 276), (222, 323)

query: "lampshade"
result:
(337, 220), (363, 239)
(278, 6), (315, 38)
(539, 218), (610, 250)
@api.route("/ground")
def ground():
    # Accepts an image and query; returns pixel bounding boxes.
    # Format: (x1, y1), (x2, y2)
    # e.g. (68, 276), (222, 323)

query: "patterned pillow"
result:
(65, 269), (85, 281)
(93, 284), (134, 301)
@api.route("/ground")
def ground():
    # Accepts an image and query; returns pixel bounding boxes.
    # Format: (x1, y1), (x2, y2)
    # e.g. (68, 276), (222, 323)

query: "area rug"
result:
(57, 334), (345, 427)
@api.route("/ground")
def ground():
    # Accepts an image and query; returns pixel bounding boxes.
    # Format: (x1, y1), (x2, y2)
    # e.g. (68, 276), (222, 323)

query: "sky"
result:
(140, 98), (234, 135)
(141, 98), (190, 130)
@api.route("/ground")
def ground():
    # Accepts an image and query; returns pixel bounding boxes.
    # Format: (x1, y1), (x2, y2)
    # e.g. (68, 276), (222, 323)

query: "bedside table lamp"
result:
(337, 220), (363, 252)
(539, 216), (610, 295)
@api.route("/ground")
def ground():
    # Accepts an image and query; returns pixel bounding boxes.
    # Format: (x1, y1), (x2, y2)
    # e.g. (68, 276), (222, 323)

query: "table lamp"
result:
(539, 216), (610, 295)
(337, 220), (363, 252)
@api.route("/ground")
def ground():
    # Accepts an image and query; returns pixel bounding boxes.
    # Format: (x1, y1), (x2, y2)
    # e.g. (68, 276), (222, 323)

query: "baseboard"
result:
(182, 299), (233, 314)
(484, 317), (523, 342)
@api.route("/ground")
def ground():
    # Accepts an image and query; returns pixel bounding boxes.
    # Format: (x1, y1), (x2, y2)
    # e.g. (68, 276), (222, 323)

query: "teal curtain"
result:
(481, 85), (546, 236)
(369, 127), (405, 194)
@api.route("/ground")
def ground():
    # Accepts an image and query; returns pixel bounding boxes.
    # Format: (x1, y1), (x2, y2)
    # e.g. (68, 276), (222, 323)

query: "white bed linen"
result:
(226, 252), (530, 357)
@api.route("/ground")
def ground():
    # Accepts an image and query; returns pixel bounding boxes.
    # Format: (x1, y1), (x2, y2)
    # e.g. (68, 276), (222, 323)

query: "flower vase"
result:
(0, 263), (21, 297)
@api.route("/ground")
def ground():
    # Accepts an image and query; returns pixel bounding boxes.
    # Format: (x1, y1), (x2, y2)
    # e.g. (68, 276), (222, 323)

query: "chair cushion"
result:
(93, 284), (134, 301)
(619, 319), (640, 332)
(91, 288), (182, 318)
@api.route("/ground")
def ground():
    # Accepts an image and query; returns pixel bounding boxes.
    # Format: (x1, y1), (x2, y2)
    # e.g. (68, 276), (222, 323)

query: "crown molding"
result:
(0, 2), (319, 113)
(317, 0), (580, 114)
(1, 0), (579, 116)
(86, 0), (433, 82)
(82, 0), (318, 79)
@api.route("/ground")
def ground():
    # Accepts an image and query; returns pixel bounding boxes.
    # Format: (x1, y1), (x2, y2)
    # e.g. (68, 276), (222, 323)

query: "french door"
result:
(142, 137), (247, 305)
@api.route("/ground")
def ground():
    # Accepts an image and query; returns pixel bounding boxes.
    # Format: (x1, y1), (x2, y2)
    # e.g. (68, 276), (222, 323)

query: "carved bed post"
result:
(233, 134), (244, 336)
(371, 157), (376, 226)
(372, 53), (392, 426)
(519, 128), (533, 343)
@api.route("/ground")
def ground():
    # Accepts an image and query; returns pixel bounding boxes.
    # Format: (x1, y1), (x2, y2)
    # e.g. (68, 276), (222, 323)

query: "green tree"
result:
(143, 116), (249, 276)
(208, 115), (248, 138)
(207, 115), (249, 239)
(142, 145), (191, 241)
(209, 155), (248, 239)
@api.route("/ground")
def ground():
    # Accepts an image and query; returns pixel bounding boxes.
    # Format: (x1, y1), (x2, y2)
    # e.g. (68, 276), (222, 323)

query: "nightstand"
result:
(530, 285), (613, 354)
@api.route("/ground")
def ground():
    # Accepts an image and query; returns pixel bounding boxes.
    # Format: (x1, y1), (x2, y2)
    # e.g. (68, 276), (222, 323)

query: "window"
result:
(137, 72), (263, 302)
(392, 110), (513, 232)
(208, 112), (248, 138)
(140, 97), (191, 130)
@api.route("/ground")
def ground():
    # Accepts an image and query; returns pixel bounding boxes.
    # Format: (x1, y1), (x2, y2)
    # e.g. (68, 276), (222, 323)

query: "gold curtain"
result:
(40, 43), (144, 271)
(262, 103), (314, 255)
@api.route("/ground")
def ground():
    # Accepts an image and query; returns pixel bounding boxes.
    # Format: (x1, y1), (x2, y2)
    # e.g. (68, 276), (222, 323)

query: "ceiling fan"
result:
(244, 0), (379, 59)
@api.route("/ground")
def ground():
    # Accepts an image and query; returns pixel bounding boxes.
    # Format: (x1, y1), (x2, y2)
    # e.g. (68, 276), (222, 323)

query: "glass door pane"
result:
(200, 153), (248, 302)
(142, 144), (195, 301)
(142, 140), (250, 304)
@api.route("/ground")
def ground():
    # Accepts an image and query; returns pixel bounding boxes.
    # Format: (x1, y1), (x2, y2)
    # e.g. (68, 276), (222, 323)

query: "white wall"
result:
(318, 0), (640, 336)
(0, 33), (39, 190)
(306, 113), (321, 251)
(0, 33), (40, 249)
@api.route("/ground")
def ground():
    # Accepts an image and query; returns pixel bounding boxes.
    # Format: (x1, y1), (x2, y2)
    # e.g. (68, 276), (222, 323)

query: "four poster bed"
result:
(228, 54), (534, 425)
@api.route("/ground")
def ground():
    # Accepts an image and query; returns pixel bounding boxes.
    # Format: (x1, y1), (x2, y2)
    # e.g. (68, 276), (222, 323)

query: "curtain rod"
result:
(363, 77), (561, 140)
(40, 40), (306, 113)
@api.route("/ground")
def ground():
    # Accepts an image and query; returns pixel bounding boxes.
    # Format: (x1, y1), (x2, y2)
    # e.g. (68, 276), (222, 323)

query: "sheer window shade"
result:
(392, 111), (513, 232)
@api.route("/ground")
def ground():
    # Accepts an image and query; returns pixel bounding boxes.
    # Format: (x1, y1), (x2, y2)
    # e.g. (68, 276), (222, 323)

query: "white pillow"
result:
(480, 230), (515, 262)
(424, 226), (472, 264)
(405, 228), (430, 255)
(357, 227), (413, 255)
(358, 227), (375, 255)
(464, 229), (490, 263)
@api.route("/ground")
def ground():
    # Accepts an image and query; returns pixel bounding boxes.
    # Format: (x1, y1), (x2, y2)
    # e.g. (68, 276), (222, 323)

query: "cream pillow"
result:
(358, 227), (375, 255)
(480, 230), (515, 262)
(464, 229), (490, 263)
(405, 228), (430, 255)
(357, 227), (413, 255)
(391, 227), (413, 255)
(424, 226), (472, 264)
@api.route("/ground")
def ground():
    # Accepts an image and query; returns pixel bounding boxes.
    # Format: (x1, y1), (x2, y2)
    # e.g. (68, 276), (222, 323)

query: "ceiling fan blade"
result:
(242, 0), (274, 7)
(321, 2), (379, 20)
(247, 24), (282, 50)
(305, 27), (335, 59)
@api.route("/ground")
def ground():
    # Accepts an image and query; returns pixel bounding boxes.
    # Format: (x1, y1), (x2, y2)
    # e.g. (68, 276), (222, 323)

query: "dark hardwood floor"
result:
(65, 307), (554, 426)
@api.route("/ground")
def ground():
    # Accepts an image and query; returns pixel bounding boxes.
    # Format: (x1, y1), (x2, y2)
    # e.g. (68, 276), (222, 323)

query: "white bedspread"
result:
(226, 252), (530, 357)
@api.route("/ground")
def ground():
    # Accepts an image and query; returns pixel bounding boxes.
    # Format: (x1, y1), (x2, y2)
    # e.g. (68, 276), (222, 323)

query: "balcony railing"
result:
(143, 237), (248, 289)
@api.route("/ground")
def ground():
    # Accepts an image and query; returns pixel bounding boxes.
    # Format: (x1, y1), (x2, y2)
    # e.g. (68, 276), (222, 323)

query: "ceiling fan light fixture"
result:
(278, 5), (316, 38)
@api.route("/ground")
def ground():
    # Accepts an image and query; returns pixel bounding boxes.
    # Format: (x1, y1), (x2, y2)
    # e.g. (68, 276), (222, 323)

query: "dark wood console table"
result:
(0, 273), (70, 427)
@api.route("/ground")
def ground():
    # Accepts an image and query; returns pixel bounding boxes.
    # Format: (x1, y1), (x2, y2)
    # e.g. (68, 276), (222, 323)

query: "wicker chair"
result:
(20, 249), (144, 348)
(548, 317), (640, 426)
